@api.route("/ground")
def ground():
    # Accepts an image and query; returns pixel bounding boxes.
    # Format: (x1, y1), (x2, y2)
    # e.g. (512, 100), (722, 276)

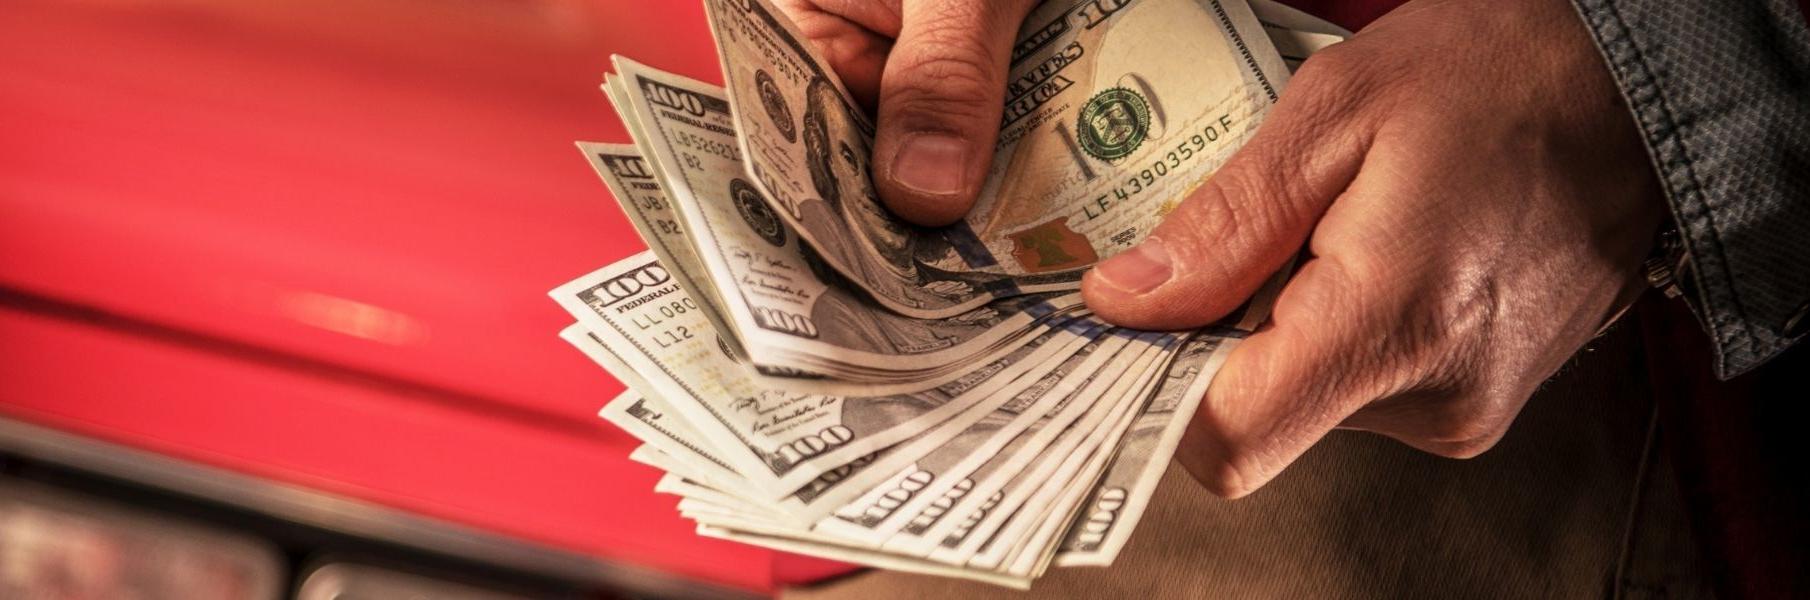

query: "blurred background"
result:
(0, 0), (1391, 598)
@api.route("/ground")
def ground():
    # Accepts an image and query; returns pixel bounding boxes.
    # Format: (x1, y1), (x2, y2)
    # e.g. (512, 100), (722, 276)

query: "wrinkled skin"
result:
(778, 0), (1666, 497)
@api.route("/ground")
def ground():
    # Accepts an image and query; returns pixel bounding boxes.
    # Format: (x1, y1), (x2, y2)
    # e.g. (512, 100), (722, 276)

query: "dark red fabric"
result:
(1641, 297), (1810, 600)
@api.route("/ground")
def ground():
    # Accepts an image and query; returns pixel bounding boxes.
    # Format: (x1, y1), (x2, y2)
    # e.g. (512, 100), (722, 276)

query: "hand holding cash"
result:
(551, 0), (1346, 588)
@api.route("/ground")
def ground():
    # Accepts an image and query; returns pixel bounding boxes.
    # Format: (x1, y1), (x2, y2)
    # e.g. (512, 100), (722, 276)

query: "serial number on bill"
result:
(1083, 113), (1237, 220)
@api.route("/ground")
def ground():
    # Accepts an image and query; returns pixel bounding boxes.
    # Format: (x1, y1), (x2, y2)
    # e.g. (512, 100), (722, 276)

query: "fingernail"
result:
(1093, 238), (1173, 294)
(891, 133), (969, 196)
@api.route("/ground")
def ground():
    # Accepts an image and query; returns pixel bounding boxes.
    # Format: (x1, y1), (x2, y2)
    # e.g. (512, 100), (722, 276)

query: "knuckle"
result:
(1283, 41), (1390, 124)
(884, 49), (998, 123)
(1180, 166), (1288, 250)
(1299, 38), (1398, 91)
(1291, 41), (1364, 85)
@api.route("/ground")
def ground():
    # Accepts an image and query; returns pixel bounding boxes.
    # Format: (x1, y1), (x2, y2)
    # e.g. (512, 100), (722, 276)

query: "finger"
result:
(1081, 53), (1376, 330)
(774, 0), (901, 108)
(870, 0), (1040, 226)
(1177, 253), (1399, 498)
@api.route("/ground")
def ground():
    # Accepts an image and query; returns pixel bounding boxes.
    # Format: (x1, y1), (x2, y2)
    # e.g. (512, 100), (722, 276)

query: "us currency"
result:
(918, 337), (1172, 564)
(682, 327), (1128, 547)
(569, 299), (1103, 524)
(878, 334), (1168, 557)
(576, 140), (835, 391)
(970, 350), (1164, 573)
(1054, 335), (1235, 566)
(629, 444), (745, 498)
(764, 320), (1086, 520)
(552, 252), (1095, 500)
(688, 333), (1178, 588)
(982, 403), (1129, 578)
(701, 0), (1291, 318)
(578, 6), (1327, 514)
(576, 141), (1028, 398)
(988, 333), (1239, 576)
(1008, 440), (1120, 577)
(606, 56), (1083, 383)
(814, 330), (1129, 546)
(576, 143), (745, 361)
(562, 329), (743, 485)
(666, 316), (1099, 526)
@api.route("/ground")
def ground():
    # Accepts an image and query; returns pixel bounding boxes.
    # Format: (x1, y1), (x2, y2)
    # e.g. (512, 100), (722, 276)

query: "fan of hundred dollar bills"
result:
(549, 0), (1345, 588)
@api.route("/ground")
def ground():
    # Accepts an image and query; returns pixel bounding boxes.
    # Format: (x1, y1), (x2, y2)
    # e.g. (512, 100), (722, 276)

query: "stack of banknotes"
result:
(549, 0), (1346, 588)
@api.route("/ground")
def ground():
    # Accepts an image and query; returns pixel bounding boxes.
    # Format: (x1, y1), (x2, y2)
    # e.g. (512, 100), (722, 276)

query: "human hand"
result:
(1078, 0), (1666, 497)
(773, 0), (1039, 226)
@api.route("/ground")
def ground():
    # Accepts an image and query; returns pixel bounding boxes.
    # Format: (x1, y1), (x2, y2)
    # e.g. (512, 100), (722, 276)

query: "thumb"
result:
(1179, 256), (1380, 497)
(1080, 88), (1369, 330)
(871, 0), (1039, 226)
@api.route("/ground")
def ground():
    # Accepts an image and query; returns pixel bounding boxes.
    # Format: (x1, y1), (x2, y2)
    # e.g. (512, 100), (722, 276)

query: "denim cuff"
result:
(1569, 0), (1810, 378)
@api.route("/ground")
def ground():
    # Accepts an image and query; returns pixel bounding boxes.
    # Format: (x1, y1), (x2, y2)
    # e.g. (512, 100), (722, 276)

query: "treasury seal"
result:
(1076, 87), (1151, 162)
(755, 69), (797, 144)
(731, 178), (786, 247)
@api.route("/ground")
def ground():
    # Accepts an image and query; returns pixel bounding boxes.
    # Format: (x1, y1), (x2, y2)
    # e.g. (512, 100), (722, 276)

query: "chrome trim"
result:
(0, 415), (758, 600)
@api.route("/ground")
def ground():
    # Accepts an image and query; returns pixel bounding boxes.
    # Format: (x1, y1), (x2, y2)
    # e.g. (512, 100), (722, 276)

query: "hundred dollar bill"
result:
(599, 391), (741, 487)
(1007, 444), (1118, 578)
(687, 336), (1173, 586)
(974, 348), (1167, 573)
(687, 327), (1127, 547)
(575, 142), (745, 360)
(700, 0), (1291, 317)
(919, 337), (1173, 563)
(567, 302), (1100, 525)
(878, 334), (1166, 557)
(979, 402), (1128, 578)
(563, 327), (752, 490)
(769, 322), (1084, 521)
(607, 56), (1081, 381)
(657, 475), (794, 523)
(1055, 334), (1236, 566)
(815, 331), (1130, 546)
(551, 252), (1080, 499)
(629, 444), (734, 491)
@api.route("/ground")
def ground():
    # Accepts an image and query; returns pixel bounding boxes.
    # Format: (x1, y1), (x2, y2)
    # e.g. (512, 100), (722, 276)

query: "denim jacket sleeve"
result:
(1570, 0), (1810, 378)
